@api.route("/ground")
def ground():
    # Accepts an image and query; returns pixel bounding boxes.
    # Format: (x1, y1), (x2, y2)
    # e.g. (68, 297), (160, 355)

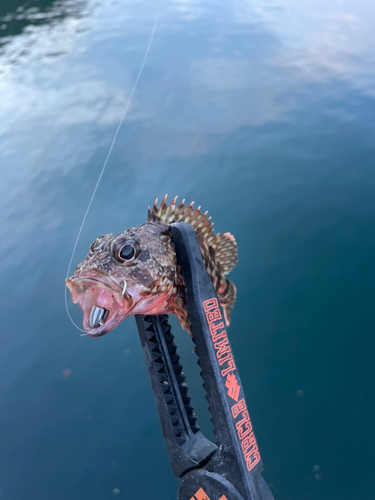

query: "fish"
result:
(65, 195), (238, 337)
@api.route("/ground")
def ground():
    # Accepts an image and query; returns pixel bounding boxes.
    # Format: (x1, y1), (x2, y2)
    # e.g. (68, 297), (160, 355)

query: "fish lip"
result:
(65, 274), (130, 336)
(66, 276), (124, 308)
(78, 284), (175, 337)
(85, 308), (126, 337)
(65, 273), (176, 337)
(85, 301), (137, 337)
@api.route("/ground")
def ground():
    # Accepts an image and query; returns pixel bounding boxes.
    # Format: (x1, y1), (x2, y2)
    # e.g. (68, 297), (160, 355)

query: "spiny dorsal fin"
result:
(148, 195), (237, 276)
(148, 195), (214, 240)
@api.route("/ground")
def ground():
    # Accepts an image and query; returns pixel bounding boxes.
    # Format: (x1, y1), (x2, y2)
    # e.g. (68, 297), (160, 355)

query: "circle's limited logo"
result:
(190, 488), (228, 500)
(202, 297), (261, 472)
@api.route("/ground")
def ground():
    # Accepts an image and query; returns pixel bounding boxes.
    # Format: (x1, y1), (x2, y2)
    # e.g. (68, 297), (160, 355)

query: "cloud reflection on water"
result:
(235, 0), (375, 91)
(0, 0), (89, 52)
(1, 0), (374, 255)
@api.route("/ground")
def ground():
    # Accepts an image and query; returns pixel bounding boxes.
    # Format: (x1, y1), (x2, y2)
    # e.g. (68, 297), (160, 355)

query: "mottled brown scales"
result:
(66, 196), (237, 337)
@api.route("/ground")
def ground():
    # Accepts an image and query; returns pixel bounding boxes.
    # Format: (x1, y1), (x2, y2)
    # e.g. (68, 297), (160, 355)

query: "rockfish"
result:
(66, 196), (237, 337)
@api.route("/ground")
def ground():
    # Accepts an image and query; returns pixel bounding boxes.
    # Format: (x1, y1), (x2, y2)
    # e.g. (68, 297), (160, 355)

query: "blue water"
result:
(1, 0), (374, 499)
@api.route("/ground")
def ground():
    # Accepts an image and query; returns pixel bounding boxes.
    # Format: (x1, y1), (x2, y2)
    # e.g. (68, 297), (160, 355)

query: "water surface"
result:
(1, 0), (374, 499)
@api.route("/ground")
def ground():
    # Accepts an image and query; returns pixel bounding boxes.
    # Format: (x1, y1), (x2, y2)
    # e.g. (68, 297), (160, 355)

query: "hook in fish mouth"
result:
(66, 275), (132, 336)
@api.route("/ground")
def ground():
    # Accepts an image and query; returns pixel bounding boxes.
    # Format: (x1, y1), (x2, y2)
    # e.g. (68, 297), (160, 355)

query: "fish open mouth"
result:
(65, 277), (131, 337)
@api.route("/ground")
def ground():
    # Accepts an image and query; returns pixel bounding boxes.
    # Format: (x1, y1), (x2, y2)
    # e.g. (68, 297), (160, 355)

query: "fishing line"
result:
(65, 5), (160, 332)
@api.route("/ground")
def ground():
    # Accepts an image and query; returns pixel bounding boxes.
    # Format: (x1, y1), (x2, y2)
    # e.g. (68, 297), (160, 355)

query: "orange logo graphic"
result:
(202, 297), (261, 472)
(225, 373), (240, 402)
(190, 488), (228, 500)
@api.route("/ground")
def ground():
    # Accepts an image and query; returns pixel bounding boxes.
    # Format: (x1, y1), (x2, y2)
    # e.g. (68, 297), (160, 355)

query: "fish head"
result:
(65, 222), (177, 337)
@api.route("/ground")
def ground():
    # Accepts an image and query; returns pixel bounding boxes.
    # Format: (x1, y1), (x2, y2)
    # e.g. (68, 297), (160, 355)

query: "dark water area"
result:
(1, 0), (374, 498)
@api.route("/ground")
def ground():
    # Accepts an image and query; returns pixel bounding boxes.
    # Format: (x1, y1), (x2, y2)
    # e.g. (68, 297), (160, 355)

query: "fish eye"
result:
(113, 239), (139, 263)
(119, 244), (135, 260)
